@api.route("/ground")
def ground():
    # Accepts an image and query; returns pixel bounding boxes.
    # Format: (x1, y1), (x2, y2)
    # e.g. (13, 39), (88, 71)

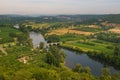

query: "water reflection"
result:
(62, 48), (120, 76)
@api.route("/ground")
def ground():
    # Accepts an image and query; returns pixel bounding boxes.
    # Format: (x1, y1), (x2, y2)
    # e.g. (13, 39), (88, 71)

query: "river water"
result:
(29, 32), (47, 48)
(23, 31), (119, 76)
(62, 48), (120, 76)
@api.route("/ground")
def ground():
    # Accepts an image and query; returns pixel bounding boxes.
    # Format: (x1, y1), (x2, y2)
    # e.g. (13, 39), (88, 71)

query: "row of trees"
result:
(46, 34), (60, 43)
(88, 44), (120, 68)
(96, 32), (120, 43)
(73, 64), (120, 80)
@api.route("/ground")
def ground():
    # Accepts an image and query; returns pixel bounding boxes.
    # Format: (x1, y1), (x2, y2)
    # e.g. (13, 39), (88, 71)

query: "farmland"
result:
(108, 28), (120, 33)
(46, 28), (94, 36)
(0, 14), (120, 80)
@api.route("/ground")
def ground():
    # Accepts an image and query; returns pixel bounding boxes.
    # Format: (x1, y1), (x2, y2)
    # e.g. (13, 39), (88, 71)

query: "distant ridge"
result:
(0, 14), (120, 24)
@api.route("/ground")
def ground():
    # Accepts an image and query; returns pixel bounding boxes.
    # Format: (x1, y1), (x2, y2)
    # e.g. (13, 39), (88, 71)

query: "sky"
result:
(0, 0), (120, 15)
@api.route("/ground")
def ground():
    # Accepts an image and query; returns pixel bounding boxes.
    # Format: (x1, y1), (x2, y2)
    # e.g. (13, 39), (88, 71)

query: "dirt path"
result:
(0, 47), (7, 55)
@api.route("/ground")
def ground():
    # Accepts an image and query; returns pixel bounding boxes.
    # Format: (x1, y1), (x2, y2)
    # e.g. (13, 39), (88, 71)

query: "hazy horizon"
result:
(0, 0), (120, 15)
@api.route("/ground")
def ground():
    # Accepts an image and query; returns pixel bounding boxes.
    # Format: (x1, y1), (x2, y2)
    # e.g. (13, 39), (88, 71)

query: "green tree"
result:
(32, 68), (59, 80)
(46, 52), (56, 66)
(46, 35), (60, 43)
(102, 68), (110, 76)
(39, 42), (44, 49)
(73, 64), (83, 73)
(59, 51), (66, 63)
(0, 74), (5, 80)
(112, 72), (120, 80)
(114, 46), (120, 56)
(84, 67), (91, 74)
(28, 38), (33, 47)
(100, 68), (111, 80)
(15, 70), (32, 80)
(46, 46), (65, 67)
(9, 32), (17, 37)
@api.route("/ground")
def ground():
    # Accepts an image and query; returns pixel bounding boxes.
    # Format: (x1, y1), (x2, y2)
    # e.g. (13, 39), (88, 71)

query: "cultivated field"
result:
(23, 22), (51, 29)
(46, 28), (94, 36)
(108, 28), (120, 33)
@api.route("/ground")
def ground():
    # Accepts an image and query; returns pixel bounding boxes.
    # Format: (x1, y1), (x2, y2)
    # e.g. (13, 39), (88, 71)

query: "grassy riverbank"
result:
(60, 40), (114, 54)
(59, 38), (120, 68)
(57, 32), (114, 53)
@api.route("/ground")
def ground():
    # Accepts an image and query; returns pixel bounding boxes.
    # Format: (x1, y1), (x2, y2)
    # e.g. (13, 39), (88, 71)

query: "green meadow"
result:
(60, 34), (114, 54)
(0, 27), (21, 44)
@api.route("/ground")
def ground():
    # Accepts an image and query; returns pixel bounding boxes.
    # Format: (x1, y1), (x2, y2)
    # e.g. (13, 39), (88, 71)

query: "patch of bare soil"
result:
(18, 56), (32, 64)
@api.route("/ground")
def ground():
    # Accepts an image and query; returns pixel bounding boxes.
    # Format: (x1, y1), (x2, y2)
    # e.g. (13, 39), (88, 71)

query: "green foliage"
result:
(88, 51), (120, 68)
(0, 15), (120, 80)
(111, 72), (120, 80)
(73, 64), (83, 73)
(32, 68), (60, 80)
(100, 68), (111, 80)
(114, 45), (120, 56)
(46, 52), (57, 66)
(102, 14), (120, 23)
(84, 67), (91, 74)
(14, 69), (32, 80)
(60, 33), (86, 41)
(0, 27), (21, 44)
(0, 76), (5, 80)
(46, 46), (65, 67)
(46, 34), (60, 43)
(73, 27), (102, 32)
(100, 25), (114, 30)
(60, 70), (81, 80)
(96, 32), (120, 43)
(39, 42), (44, 49)
(62, 40), (113, 53)
(73, 64), (91, 74)
(101, 68), (110, 76)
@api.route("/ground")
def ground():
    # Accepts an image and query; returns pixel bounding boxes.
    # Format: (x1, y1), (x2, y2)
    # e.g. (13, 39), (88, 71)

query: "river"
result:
(28, 32), (120, 76)
(29, 32), (47, 48)
(62, 48), (120, 76)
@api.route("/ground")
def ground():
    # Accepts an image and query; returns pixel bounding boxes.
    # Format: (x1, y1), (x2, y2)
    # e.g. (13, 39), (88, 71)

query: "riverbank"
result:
(60, 44), (120, 70)
(29, 31), (120, 74)
(61, 48), (120, 76)
(60, 44), (96, 53)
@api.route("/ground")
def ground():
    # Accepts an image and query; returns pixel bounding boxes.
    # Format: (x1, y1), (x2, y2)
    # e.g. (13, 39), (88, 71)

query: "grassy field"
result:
(64, 40), (113, 53)
(61, 42), (114, 54)
(0, 27), (21, 40)
(60, 33), (114, 54)
(60, 34), (86, 41)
